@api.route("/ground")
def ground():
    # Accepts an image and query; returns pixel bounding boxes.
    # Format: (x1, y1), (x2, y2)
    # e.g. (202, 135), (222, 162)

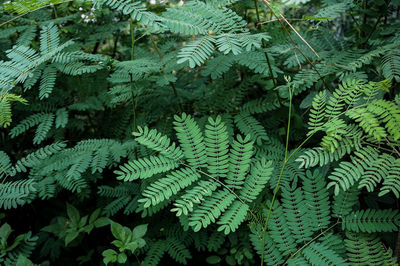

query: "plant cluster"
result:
(0, 0), (400, 265)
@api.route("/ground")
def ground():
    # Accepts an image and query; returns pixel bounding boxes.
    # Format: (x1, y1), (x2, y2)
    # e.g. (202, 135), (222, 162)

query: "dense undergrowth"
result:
(0, 0), (400, 265)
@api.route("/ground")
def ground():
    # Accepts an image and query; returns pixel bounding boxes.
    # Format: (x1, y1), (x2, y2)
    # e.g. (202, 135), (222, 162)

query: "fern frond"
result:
(177, 36), (214, 68)
(239, 158), (273, 203)
(302, 170), (330, 231)
(302, 242), (348, 266)
(345, 232), (398, 265)
(133, 126), (183, 161)
(204, 116), (229, 178)
(234, 113), (268, 145)
(139, 167), (200, 208)
(341, 209), (400, 233)
(327, 147), (378, 195)
(0, 180), (37, 209)
(381, 48), (400, 82)
(173, 113), (207, 168)
(171, 180), (219, 216)
(115, 155), (179, 181)
(0, 92), (27, 128)
(380, 158), (400, 198)
(14, 142), (66, 173)
(188, 189), (235, 232)
(39, 65), (57, 99)
(226, 135), (253, 190)
(217, 200), (249, 234)
(307, 90), (327, 134)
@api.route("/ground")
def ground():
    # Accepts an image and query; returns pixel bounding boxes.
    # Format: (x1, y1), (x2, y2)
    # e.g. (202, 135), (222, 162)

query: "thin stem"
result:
(258, 18), (306, 25)
(362, 15), (382, 46)
(130, 19), (136, 60)
(283, 221), (340, 265)
(260, 85), (293, 265)
(279, 15), (319, 58)
(260, 0), (327, 88)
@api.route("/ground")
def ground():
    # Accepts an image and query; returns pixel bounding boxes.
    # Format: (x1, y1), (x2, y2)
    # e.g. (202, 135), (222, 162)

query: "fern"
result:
(302, 242), (348, 265)
(0, 180), (37, 209)
(341, 209), (400, 233)
(139, 167), (200, 207)
(177, 36), (215, 68)
(133, 126), (183, 161)
(204, 116), (229, 178)
(301, 170), (330, 230)
(173, 113), (207, 168)
(188, 189), (236, 232)
(239, 158), (273, 203)
(115, 155), (179, 181)
(234, 113), (269, 145)
(0, 92), (27, 128)
(345, 232), (398, 265)
(171, 180), (219, 216)
(381, 48), (400, 82)
(225, 135), (253, 190)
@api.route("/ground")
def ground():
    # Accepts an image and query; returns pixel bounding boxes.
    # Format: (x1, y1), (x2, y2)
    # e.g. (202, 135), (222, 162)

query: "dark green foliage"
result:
(1, 0), (400, 265)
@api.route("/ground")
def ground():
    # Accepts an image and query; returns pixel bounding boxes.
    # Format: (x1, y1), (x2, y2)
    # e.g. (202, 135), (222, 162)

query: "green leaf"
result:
(132, 224), (148, 239)
(65, 231), (79, 246)
(94, 217), (110, 228)
(117, 252), (127, 264)
(111, 222), (125, 240)
(206, 256), (222, 264)
(66, 203), (80, 224)
(102, 249), (118, 265)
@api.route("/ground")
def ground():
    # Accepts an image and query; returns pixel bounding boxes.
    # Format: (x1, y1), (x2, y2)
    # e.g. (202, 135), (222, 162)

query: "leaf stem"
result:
(260, 83), (293, 265)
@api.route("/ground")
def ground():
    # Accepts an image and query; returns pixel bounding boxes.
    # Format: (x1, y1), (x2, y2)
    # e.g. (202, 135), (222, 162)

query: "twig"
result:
(260, 0), (327, 88)
(260, 84), (293, 265)
(384, 137), (400, 157)
(279, 15), (319, 58)
(283, 221), (340, 265)
(258, 18), (305, 25)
